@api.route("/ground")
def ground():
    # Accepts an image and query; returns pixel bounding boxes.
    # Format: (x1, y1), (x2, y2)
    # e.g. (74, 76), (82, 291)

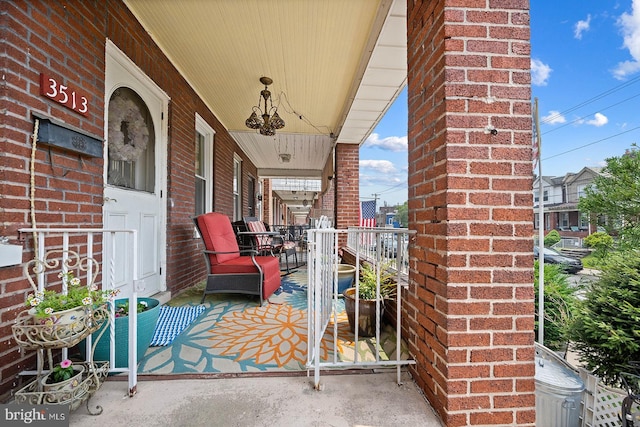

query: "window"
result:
(107, 87), (155, 192)
(195, 114), (214, 216)
(247, 176), (255, 217)
(534, 213), (539, 229)
(577, 184), (586, 199)
(560, 212), (569, 228)
(233, 156), (242, 221)
(579, 213), (589, 229)
(534, 190), (548, 203)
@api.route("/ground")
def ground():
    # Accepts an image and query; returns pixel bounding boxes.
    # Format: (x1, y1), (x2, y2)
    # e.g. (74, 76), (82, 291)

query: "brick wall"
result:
(335, 143), (359, 229)
(262, 179), (272, 223)
(407, 1), (536, 426)
(0, 0), (258, 401)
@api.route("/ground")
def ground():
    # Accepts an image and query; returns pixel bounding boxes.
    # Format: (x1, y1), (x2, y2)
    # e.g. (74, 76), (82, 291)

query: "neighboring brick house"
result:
(533, 167), (603, 241)
(0, 1), (535, 426)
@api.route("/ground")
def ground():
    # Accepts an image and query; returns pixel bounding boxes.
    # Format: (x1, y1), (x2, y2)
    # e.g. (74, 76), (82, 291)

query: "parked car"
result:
(380, 233), (398, 257)
(533, 246), (583, 274)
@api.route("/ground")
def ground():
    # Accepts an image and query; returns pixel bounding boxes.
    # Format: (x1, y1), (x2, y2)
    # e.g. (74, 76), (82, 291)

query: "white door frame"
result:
(104, 39), (169, 295)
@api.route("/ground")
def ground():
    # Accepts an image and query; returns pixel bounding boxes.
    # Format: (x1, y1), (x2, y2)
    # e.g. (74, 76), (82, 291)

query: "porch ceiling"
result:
(124, 0), (407, 195)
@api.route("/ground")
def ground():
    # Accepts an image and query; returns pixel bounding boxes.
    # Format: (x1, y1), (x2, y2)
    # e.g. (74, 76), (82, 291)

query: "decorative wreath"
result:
(107, 94), (149, 162)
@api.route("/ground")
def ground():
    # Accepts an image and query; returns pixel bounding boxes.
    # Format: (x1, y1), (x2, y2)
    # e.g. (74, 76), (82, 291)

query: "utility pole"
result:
(371, 193), (379, 225)
(534, 97), (545, 346)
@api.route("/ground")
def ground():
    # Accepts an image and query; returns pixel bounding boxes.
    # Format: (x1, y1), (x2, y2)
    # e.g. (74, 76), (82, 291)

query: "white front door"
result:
(103, 42), (168, 298)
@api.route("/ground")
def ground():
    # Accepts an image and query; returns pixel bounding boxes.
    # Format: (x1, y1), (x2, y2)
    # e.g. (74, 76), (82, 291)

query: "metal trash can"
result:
(535, 344), (585, 427)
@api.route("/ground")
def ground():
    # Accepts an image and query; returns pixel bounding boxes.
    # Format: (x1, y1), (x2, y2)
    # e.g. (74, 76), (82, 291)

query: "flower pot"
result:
(41, 365), (84, 393)
(343, 287), (384, 337)
(336, 264), (356, 295)
(28, 305), (95, 343)
(30, 305), (88, 326)
(81, 297), (160, 368)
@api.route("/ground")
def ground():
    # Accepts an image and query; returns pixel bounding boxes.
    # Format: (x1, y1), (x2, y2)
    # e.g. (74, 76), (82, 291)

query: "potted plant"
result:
(336, 264), (356, 295)
(83, 297), (160, 367)
(25, 271), (116, 338)
(40, 359), (84, 393)
(343, 262), (396, 337)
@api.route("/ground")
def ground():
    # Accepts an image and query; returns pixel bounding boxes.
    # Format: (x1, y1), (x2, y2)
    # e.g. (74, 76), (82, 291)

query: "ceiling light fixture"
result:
(279, 153), (291, 163)
(245, 77), (285, 136)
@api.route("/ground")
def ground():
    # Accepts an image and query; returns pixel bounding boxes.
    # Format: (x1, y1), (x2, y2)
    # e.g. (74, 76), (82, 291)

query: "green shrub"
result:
(583, 232), (614, 259)
(544, 230), (561, 247)
(570, 250), (640, 385)
(581, 253), (604, 270)
(534, 260), (580, 352)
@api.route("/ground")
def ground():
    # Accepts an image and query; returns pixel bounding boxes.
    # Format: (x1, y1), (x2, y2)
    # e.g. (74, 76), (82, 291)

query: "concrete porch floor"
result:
(69, 370), (443, 427)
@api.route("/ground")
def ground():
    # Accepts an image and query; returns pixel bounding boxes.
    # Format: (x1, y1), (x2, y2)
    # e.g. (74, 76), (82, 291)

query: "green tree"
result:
(394, 201), (408, 227)
(583, 231), (614, 259)
(534, 260), (580, 352)
(578, 147), (640, 249)
(544, 230), (561, 247)
(570, 250), (640, 385)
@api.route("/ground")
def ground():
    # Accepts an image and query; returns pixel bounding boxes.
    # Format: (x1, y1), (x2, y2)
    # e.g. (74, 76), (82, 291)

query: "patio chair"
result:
(242, 216), (298, 274)
(194, 212), (281, 305)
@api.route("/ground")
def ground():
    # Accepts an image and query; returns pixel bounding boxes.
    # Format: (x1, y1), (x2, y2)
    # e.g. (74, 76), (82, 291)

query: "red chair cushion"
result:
(197, 212), (240, 265)
(210, 255), (281, 300)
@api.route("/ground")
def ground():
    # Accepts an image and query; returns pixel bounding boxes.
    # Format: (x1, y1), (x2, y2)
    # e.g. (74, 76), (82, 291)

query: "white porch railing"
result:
(346, 226), (411, 277)
(18, 228), (140, 396)
(307, 225), (416, 389)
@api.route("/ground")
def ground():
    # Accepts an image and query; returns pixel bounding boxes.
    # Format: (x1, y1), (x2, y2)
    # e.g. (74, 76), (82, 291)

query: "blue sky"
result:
(360, 0), (640, 207)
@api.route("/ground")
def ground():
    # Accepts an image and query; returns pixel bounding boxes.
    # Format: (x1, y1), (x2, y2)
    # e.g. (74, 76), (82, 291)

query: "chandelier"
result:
(245, 77), (285, 136)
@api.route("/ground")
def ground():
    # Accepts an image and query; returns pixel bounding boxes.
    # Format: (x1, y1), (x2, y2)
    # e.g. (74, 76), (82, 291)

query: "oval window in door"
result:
(107, 87), (155, 192)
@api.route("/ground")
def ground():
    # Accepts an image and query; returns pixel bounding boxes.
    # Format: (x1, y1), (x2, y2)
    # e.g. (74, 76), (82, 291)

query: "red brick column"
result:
(262, 179), (271, 223)
(334, 143), (359, 230)
(407, 2), (535, 426)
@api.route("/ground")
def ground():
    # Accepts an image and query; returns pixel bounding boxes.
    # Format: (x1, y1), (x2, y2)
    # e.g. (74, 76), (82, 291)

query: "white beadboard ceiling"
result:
(124, 0), (406, 205)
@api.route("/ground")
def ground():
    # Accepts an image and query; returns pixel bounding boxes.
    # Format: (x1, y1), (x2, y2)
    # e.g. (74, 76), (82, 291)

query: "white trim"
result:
(195, 114), (215, 214)
(233, 155), (242, 221)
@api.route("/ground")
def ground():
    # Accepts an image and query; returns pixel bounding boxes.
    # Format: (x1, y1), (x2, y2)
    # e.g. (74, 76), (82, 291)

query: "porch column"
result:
(334, 143), (360, 230)
(406, 2), (535, 427)
(262, 179), (272, 224)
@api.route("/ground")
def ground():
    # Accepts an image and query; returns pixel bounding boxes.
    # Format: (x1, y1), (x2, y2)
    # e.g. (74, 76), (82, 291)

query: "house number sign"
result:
(40, 73), (90, 117)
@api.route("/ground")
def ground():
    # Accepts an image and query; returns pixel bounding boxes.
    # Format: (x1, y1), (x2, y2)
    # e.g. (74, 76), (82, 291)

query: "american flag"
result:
(359, 200), (376, 228)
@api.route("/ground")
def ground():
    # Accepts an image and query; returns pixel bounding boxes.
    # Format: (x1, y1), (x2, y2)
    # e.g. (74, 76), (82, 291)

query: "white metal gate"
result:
(18, 228), (141, 396)
(306, 222), (416, 389)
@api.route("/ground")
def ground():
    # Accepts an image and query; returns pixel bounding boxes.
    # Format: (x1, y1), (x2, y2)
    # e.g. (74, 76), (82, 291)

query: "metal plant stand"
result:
(12, 305), (110, 414)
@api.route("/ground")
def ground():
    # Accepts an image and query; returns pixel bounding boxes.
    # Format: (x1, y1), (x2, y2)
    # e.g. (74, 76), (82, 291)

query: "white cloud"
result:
(531, 59), (552, 86)
(359, 159), (397, 174)
(363, 133), (407, 152)
(586, 112), (609, 126)
(574, 15), (591, 39)
(542, 110), (566, 125)
(614, 0), (640, 79)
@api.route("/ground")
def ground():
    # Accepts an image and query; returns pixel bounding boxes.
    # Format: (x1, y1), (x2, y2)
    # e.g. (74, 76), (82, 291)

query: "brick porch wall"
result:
(334, 143), (359, 230)
(407, 1), (536, 426)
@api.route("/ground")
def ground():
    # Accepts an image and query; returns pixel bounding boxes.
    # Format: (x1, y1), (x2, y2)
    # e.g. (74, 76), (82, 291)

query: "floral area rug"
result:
(137, 269), (409, 374)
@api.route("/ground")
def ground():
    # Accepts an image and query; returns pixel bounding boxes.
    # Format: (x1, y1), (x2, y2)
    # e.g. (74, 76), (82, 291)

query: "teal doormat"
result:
(150, 305), (206, 346)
